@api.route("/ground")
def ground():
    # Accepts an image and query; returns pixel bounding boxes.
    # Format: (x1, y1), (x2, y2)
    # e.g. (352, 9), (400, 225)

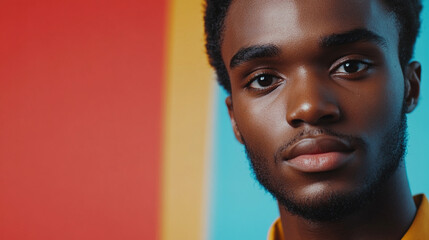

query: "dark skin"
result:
(221, 0), (422, 239)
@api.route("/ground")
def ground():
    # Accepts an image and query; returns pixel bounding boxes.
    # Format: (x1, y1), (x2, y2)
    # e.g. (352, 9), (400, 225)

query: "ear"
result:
(404, 61), (421, 113)
(225, 96), (244, 144)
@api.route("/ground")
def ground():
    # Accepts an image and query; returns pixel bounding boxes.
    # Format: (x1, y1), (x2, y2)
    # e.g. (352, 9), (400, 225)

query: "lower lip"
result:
(285, 152), (351, 173)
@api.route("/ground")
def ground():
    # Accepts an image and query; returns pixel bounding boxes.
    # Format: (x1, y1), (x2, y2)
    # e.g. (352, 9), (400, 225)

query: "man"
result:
(204, 0), (428, 239)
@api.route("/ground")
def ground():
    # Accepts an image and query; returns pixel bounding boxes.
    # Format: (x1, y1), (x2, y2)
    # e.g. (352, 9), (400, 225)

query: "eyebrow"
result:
(319, 28), (387, 49)
(229, 44), (280, 69)
(229, 28), (387, 70)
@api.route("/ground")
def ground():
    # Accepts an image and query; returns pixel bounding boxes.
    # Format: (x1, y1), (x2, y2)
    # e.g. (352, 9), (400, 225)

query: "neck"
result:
(278, 165), (416, 240)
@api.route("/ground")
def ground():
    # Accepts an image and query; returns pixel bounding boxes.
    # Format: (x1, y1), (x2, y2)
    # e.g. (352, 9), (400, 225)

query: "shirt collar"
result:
(267, 194), (429, 240)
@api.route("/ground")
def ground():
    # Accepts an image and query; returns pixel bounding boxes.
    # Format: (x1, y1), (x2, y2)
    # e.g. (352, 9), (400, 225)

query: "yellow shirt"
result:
(268, 194), (429, 240)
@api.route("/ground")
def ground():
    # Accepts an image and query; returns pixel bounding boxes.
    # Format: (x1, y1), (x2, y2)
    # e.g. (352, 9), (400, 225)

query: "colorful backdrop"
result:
(0, 1), (427, 239)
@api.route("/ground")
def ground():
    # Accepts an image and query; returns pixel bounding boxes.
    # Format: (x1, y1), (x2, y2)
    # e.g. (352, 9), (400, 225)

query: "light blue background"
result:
(209, 1), (429, 239)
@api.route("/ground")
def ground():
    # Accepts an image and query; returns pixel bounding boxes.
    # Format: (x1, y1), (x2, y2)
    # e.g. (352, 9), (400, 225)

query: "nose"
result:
(286, 75), (341, 127)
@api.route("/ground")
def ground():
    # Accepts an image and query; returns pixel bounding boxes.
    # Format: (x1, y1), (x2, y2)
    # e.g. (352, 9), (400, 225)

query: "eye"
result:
(248, 74), (281, 90)
(335, 60), (370, 74)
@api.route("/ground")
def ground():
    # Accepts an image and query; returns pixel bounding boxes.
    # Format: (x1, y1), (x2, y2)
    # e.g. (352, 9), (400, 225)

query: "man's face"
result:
(221, 0), (410, 221)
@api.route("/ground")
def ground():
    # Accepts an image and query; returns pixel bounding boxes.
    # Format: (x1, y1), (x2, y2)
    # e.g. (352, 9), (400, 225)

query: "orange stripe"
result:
(161, 0), (214, 239)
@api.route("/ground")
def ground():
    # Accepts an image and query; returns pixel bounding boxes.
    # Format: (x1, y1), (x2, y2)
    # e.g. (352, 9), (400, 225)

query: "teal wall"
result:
(209, 1), (429, 239)
(407, 0), (429, 196)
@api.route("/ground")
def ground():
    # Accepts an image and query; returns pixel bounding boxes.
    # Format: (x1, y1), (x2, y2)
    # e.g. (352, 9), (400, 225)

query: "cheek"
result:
(344, 69), (405, 140)
(234, 95), (287, 154)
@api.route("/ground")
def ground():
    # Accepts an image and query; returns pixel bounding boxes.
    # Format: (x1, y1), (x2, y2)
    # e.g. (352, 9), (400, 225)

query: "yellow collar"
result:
(268, 194), (429, 240)
(402, 194), (429, 239)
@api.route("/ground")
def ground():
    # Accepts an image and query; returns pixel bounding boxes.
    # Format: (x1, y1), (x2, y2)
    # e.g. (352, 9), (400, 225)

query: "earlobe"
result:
(226, 96), (244, 144)
(404, 61), (421, 113)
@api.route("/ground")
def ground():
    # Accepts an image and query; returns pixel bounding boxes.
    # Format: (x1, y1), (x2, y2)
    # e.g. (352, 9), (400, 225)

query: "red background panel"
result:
(0, 1), (165, 239)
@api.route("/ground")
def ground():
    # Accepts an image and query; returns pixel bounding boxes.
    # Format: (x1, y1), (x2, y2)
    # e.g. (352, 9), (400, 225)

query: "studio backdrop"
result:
(0, 0), (428, 239)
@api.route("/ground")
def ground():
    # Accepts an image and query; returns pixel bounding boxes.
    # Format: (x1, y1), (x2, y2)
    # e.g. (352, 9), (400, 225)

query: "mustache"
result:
(274, 128), (366, 161)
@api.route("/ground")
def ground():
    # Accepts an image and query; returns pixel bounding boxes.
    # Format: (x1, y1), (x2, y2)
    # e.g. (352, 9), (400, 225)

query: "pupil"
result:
(257, 76), (273, 87)
(344, 61), (359, 73)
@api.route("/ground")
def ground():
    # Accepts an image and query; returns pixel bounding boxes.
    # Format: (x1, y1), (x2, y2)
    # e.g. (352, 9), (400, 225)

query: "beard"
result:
(243, 111), (408, 222)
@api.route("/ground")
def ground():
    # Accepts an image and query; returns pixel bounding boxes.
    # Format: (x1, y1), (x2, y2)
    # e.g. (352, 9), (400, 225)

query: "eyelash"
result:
(245, 71), (283, 92)
(243, 58), (373, 93)
(330, 58), (373, 77)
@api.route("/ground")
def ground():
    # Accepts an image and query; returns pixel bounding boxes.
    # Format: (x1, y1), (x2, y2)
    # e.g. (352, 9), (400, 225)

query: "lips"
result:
(282, 136), (354, 173)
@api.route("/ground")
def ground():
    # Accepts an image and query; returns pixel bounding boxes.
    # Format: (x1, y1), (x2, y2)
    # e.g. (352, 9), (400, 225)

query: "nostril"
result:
(291, 119), (305, 126)
(319, 114), (338, 122)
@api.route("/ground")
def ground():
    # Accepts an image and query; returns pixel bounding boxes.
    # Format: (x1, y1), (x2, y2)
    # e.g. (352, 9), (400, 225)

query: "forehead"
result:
(222, 0), (398, 62)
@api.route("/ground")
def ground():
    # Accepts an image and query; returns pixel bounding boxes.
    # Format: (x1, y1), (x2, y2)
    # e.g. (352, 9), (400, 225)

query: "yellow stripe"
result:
(162, 0), (214, 239)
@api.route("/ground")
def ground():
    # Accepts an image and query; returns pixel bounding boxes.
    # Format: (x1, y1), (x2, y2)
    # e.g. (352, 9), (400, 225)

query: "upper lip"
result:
(282, 135), (354, 160)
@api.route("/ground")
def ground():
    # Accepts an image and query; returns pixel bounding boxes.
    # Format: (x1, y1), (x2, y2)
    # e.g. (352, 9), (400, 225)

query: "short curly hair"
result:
(204, 0), (423, 93)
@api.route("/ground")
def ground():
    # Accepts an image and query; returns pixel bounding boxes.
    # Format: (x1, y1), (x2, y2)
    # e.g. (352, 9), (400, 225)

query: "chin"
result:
(278, 185), (375, 222)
